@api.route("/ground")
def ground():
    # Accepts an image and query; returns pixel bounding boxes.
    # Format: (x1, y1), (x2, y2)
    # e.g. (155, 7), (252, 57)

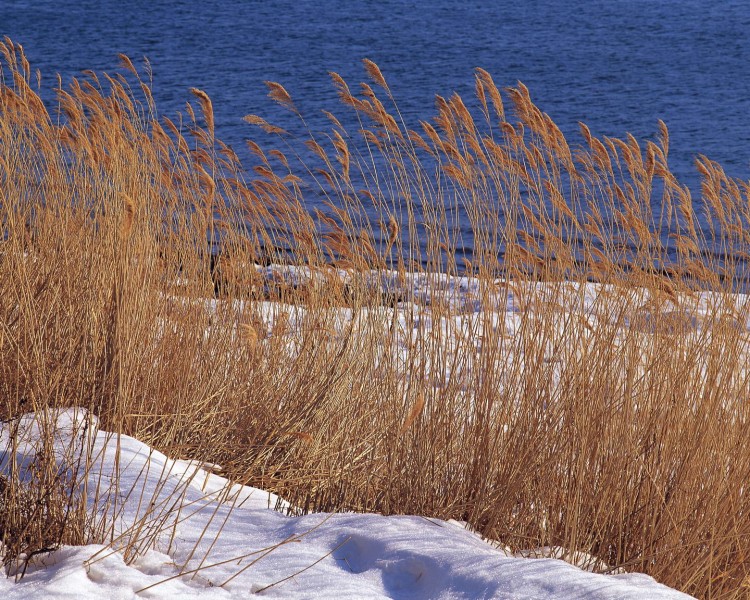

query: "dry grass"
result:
(2, 37), (750, 596)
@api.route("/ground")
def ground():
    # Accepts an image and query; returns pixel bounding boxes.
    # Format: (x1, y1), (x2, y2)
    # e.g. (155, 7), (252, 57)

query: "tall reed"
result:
(1, 38), (750, 596)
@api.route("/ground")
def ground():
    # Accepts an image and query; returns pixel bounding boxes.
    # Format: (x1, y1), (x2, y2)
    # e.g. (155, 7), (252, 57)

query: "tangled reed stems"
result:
(2, 37), (750, 596)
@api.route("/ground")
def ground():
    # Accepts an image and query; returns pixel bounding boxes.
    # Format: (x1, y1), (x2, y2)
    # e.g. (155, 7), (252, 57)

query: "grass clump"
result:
(2, 37), (750, 596)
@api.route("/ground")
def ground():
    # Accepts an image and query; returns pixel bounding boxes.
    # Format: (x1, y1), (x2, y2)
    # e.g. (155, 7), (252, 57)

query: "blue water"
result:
(3, 0), (750, 265)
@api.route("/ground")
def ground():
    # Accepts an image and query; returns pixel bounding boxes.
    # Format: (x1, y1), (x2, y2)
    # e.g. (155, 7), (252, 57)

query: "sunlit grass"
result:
(2, 38), (750, 596)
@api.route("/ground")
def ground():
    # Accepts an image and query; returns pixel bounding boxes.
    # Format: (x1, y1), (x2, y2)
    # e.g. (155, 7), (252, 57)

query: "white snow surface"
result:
(0, 409), (694, 599)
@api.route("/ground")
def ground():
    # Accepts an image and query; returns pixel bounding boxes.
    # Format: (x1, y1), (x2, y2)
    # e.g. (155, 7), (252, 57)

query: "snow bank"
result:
(0, 410), (694, 598)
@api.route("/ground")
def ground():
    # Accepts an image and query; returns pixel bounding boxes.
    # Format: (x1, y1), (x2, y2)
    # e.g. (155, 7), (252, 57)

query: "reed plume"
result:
(1, 45), (749, 597)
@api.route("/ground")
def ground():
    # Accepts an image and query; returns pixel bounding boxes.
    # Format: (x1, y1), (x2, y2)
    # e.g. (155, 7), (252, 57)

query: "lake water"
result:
(3, 0), (750, 266)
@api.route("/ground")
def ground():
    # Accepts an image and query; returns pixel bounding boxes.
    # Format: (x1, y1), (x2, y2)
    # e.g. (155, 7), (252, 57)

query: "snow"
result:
(3, 263), (732, 599)
(0, 409), (694, 599)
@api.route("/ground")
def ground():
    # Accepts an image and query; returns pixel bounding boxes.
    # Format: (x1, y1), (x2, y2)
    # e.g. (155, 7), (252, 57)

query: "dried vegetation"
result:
(1, 37), (750, 596)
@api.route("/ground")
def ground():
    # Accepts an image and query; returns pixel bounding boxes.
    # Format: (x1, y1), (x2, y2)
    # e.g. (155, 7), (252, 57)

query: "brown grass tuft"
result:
(189, 87), (214, 139)
(264, 81), (297, 113)
(363, 58), (389, 91)
(398, 393), (426, 436)
(2, 48), (750, 597)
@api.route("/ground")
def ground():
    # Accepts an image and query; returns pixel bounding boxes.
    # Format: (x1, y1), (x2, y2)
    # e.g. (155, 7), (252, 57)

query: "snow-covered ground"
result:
(0, 409), (694, 599)
(4, 265), (735, 598)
